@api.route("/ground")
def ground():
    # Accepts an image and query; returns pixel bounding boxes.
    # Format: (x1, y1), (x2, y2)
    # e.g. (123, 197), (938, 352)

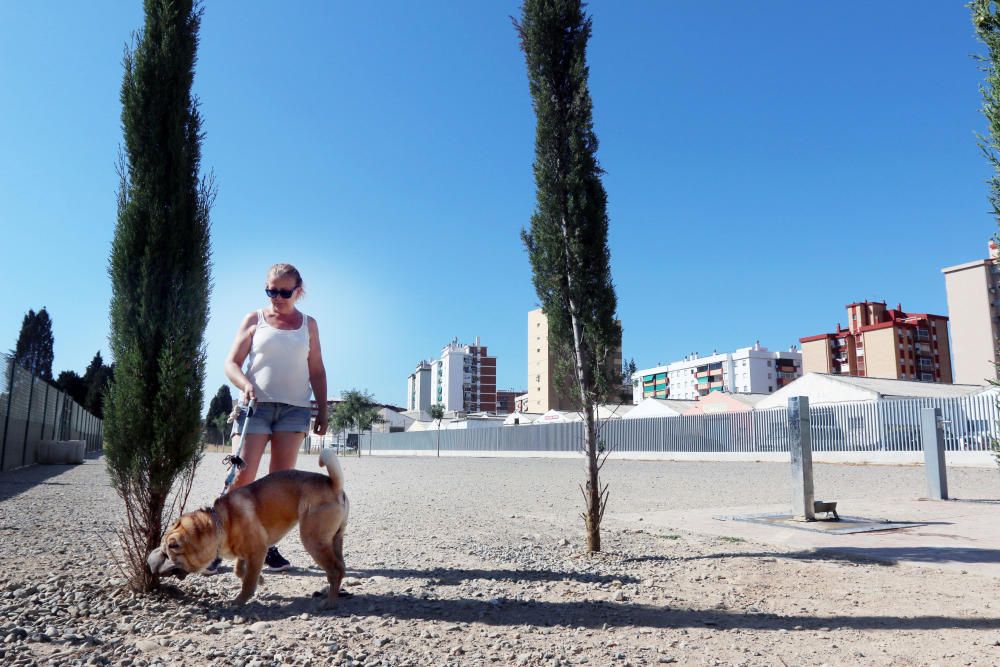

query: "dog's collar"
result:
(208, 506), (225, 559)
(208, 506), (224, 533)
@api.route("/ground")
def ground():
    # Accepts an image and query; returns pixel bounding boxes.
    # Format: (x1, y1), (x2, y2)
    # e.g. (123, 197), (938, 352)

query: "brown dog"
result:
(147, 448), (348, 606)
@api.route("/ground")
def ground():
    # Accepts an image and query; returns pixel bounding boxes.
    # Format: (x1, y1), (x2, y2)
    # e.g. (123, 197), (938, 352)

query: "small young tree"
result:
(205, 385), (233, 444)
(334, 389), (379, 456)
(104, 0), (214, 592)
(13, 308), (54, 380)
(622, 358), (637, 387)
(211, 413), (230, 448)
(971, 0), (1000, 474)
(516, 0), (619, 552)
(362, 405), (385, 455)
(428, 403), (445, 457)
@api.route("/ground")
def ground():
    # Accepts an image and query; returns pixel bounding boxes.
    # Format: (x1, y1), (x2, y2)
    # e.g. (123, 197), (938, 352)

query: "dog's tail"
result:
(318, 447), (344, 496)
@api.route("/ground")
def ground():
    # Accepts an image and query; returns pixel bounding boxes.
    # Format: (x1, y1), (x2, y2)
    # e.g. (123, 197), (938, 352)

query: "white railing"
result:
(365, 394), (1000, 464)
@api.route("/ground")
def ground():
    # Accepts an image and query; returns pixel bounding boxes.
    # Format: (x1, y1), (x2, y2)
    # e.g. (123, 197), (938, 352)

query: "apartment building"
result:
(800, 301), (952, 383)
(495, 388), (526, 415)
(526, 308), (623, 413)
(942, 243), (1000, 385)
(406, 361), (433, 412)
(631, 343), (802, 403)
(429, 338), (497, 413)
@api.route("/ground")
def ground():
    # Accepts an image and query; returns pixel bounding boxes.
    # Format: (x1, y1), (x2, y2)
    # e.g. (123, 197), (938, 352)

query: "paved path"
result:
(609, 496), (1000, 577)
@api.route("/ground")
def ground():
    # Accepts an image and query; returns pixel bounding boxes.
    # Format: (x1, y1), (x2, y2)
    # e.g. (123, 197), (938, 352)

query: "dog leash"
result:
(221, 398), (256, 495)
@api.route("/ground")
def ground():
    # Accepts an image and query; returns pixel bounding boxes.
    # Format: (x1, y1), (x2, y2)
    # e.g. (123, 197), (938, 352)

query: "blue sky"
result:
(0, 2), (994, 410)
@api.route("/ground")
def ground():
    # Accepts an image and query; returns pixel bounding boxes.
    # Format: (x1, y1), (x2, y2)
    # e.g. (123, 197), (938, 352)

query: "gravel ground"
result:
(1, 453), (999, 667)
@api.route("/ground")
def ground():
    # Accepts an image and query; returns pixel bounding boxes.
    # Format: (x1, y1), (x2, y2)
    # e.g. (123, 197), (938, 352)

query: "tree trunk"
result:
(559, 217), (604, 553)
(583, 403), (601, 552)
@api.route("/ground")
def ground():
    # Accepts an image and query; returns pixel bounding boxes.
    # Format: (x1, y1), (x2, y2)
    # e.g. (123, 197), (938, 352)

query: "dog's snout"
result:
(147, 547), (179, 576)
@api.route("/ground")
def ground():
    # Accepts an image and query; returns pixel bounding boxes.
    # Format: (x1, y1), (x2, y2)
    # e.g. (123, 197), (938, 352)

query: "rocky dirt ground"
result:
(1, 453), (998, 667)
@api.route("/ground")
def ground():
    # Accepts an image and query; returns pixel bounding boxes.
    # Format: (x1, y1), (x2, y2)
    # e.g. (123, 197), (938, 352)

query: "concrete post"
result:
(788, 396), (815, 521)
(920, 407), (948, 500)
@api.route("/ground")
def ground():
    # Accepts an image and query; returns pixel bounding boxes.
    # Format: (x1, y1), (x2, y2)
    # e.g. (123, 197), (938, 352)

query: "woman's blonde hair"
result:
(267, 263), (306, 298)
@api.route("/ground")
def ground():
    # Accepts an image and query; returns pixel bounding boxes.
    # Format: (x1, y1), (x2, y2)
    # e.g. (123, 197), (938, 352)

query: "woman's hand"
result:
(313, 412), (328, 436)
(242, 383), (256, 405)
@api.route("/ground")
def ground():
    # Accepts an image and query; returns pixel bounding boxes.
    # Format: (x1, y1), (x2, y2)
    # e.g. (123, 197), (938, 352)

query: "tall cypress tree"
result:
(13, 308), (54, 380)
(104, 0), (214, 591)
(516, 0), (618, 552)
(972, 0), (1000, 248)
(971, 0), (1000, 472)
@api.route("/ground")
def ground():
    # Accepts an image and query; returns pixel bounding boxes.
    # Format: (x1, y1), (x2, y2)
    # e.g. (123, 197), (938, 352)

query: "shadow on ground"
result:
(0, 455), (101, 503)
(183, 588), (1000, 633)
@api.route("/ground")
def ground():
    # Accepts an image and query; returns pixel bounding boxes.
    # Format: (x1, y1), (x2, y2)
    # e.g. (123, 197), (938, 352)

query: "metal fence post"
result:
(920, 407), (948, 500)
(38, 381), (50, 441)
(1, 359), (15, 470)
(788, 396), (815, 521)
(20, 375), (36, 467)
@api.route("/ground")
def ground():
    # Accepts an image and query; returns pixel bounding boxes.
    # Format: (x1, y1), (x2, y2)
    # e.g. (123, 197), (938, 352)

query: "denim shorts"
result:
(234, 402), (311, 435)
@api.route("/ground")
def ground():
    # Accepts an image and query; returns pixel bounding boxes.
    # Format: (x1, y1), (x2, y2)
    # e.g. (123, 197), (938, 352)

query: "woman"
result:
(213, 263), (328, 573)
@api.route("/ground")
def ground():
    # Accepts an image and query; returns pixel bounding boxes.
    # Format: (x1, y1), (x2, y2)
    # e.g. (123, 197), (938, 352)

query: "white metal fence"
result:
(364, 394), (1000, 462)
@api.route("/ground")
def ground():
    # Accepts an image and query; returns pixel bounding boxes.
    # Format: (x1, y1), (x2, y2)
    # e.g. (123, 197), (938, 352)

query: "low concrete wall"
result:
(36, 440), (86, 465)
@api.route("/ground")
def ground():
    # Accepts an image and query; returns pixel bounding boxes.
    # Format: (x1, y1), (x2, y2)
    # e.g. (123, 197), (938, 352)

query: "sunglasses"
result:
(265, 287), (298, 299)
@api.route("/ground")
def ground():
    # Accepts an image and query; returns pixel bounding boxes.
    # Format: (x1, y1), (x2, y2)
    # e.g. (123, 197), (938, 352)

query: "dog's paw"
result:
(312, 596), (339, 611)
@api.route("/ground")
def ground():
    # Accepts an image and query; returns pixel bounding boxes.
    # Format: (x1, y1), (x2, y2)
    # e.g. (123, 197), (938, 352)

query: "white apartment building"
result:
(428, 337), (497, 413)
(633, 343), (802, 402)
(942, 242), (1000, 386)
(406, 361), (433, 412)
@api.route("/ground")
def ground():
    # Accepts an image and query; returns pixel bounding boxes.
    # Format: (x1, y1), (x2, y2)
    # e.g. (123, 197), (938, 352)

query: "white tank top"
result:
(245, 309), (313, 407)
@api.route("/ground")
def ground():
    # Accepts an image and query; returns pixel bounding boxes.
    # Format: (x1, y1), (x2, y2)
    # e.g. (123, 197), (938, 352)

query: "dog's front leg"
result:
(233, 552), (264, 606)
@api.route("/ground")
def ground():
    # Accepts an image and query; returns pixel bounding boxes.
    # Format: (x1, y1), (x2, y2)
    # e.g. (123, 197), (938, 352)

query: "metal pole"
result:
(20, 375), (36, 467)
(38, 382), (50, 441)
(920, 407), (948, 500)
(1, 358), (16, 470)
(788, 396), (815, 521)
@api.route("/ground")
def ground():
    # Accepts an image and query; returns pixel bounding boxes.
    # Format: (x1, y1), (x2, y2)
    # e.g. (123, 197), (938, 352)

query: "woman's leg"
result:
(268, 431), (305, 473)
(230, 433), (270, 490)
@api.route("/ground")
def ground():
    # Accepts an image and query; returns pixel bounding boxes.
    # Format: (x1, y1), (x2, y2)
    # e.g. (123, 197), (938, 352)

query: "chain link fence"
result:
(0, 354), (103, 472)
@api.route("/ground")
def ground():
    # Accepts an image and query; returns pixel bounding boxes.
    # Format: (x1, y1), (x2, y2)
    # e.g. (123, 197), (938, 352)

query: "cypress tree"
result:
(515, 0), (618, 551)
(13, 308), (54, 380)
(972, 0), (1000, 245)
(56, 370), (88, 406)
(971, 0), (1000, 471)
(104, 0), (214, 591)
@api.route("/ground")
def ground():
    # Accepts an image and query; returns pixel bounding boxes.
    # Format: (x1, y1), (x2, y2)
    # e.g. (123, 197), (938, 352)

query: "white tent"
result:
(755, 373), (995, 410)
(534, 409), (583, 424)
(502, 412), (542, 426)
(597, 404), (635, 420)
(623, 398), (697, 419)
